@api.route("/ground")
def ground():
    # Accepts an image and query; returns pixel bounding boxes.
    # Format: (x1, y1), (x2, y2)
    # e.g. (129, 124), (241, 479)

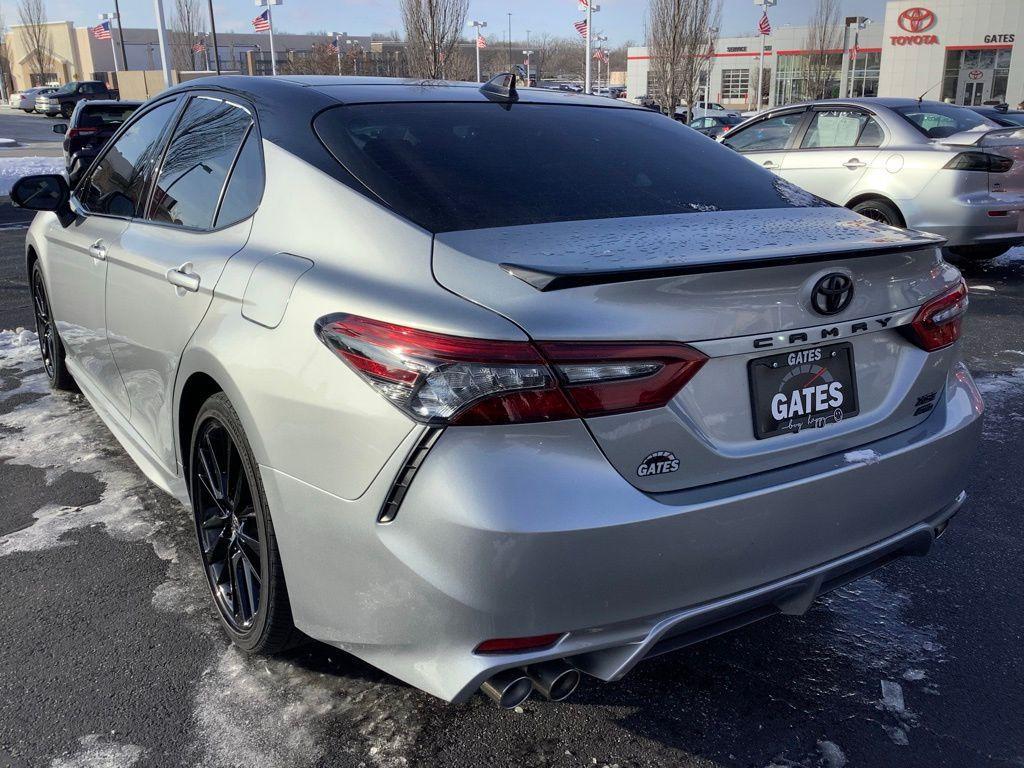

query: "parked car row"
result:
(11, 74), (982, 710)
(8, 86), (57, 112)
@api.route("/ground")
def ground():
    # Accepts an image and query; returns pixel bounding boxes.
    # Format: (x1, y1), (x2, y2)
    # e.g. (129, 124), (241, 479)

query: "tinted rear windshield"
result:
(314, 102), (802, 232)
(894, 104), (1000, 138)
(79, 105), (137, 128)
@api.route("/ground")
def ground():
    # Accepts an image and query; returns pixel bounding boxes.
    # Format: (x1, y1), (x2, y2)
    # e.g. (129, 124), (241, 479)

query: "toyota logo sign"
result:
(968, 69), (984, 81)
(811, 274), (855, 316)
(898, 7), (936, 33)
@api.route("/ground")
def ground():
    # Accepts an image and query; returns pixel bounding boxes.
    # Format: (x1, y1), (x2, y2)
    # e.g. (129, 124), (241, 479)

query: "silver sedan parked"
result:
(721, 98), (1024, 260)
(11, 76), (982, 708)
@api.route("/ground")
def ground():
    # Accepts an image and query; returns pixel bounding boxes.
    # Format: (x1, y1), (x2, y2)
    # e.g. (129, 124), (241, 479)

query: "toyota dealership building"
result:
(626, 0), (1024, 110)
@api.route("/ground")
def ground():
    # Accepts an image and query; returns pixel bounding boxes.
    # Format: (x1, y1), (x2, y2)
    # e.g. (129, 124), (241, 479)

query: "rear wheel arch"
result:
(178, 372), (224, 481)
(846, 194), (906, 228)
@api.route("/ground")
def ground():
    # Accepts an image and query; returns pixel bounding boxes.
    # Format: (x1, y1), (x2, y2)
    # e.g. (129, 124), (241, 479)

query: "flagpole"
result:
(267, 4), (277, 76)
(584, 2), (592, 93)
(153, 0), (173, 88)
(336, 37), (342, 75)
(476, 36), (481, 83)
(113, 0), (128, 71)
(110, 30), (119, 73)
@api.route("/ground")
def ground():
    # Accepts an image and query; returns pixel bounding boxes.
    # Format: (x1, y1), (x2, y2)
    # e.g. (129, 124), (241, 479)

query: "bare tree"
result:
(647, 0), (721, 118)
(17, 0), (50, 85)
(400, 0), (469, 79)
(169, 0), (206, 71)
(802, 0), (842, 100)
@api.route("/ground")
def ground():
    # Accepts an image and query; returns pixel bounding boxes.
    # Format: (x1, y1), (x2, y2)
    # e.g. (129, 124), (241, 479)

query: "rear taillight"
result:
(67, 127), (99, 138)
(903, 280), (968, 352)
(315, 314), (707, 426)
(944, 151), (1013, 173)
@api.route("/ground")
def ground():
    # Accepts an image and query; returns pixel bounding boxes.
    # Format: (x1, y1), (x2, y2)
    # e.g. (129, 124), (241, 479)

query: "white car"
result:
(10, 86), (56, 112)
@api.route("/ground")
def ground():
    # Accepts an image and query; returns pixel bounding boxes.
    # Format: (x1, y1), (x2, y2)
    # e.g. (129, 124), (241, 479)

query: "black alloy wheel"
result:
(190, 393), (298, 652)
(851, 198), (904, 228)
(30, 262), (75, 390)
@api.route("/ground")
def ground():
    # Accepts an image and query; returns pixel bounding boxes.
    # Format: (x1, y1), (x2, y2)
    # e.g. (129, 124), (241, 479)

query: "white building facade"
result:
(626, 0), (1024, 110)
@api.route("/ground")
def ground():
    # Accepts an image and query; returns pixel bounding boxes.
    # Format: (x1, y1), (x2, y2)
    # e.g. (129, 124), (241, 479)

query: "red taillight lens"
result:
(539, 342), (708, 418)
(315, 314), (708, 426)
(904, 280), (968, 352)
(475, 633), (563, 654)
(67, 127), (99, 139)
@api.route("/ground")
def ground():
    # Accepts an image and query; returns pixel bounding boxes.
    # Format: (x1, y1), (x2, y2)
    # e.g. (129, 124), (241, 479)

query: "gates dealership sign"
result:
(891, 7), (939, 46)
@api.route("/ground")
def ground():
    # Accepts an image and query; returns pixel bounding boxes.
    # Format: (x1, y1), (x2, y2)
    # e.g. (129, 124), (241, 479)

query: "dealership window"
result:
(30, 73), (57, 87)
(848, 51), (880, 98)
(721, 69), (750, 100)
(941, 48), (1012, 104)
(774, 53), (843, 105)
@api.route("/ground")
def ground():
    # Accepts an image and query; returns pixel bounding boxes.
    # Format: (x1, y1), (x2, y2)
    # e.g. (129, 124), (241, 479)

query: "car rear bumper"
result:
(903, 194), (1024, 248)
(262, 362), (983, 703)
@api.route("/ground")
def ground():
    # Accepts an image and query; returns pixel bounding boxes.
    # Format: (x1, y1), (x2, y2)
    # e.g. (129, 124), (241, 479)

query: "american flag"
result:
(593, 49), (608, 62)
(192, 39), (206, 53)
(573, 19), (588, 37)
(91, 20), (112, 40)
(327, 37), (339, 54)
(758, 11), (772, 36)
(476, 34), (487, 50)
(252, 9), (271, 32)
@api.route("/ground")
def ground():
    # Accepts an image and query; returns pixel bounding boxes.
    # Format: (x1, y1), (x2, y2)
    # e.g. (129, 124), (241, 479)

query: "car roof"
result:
(763, 97), (971, 113)
(77, 99), (142, 108)
(165, 74), (643, 111)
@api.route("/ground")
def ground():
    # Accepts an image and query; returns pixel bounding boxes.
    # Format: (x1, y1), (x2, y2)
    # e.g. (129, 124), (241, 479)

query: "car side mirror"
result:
(10, 174), (74, 226)
(52, 123), (68, 135)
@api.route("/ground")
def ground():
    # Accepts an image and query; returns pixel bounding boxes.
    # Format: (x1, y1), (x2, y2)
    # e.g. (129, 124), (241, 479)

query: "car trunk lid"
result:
(432, 207), (959, 492)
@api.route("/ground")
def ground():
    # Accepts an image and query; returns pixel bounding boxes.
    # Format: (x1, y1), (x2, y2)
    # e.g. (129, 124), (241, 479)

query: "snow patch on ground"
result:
(0, 329), (205, 617)
(0, 156), (63, 195)
(192, 646), (422, 768)
(843, 448), (880, 465)
(49, 735), (143, 768)
(975, 366), (1024, 440)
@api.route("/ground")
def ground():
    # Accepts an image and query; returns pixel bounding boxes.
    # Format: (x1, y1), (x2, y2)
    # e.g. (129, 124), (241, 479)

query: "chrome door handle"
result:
(762, 160), (777, 168)
(166, 262), (200, 292)
(88, 240), (107, 260)
(843, 158), (867, 169)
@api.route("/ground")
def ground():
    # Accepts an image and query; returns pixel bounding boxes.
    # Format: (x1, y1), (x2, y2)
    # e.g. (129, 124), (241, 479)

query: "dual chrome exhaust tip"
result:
(480, 660), (581, 708)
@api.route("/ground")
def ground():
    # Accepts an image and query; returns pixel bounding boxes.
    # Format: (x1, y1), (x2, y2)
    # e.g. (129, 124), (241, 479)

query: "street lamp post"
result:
(843, 17), (871, 97)
(207, 0), (221, 74)
(470, 19), (487, 83)
(153, 0), (173, 87)
(594, 33), (607, 93)
(113, 0), (128, 70)
(753, 0), (777, 112)
(522, 49), (533, 85)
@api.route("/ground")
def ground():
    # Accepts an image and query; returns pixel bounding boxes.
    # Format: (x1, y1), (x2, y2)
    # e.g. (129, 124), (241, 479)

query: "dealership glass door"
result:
(943, 48), (1012, 105)
(961, 73), (988, 106)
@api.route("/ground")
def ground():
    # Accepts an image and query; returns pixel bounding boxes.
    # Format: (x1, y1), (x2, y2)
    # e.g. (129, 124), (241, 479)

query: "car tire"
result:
(945, 244), (1011, 261)
(59, 104), (71, 119)
(850, 198), (905, 228)
(189, 392), (301, 654)
(30, 261), (76, 391)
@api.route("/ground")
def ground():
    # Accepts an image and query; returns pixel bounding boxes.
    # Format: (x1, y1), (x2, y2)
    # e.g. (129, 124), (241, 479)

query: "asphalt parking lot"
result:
(0, 164), (1022, 765)
(0, 106), (65, 157)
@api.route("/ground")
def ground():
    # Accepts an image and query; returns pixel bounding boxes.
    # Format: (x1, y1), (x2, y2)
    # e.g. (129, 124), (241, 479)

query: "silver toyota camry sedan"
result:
(721, 97), (1024, 261)
(12, 76), (983, 709)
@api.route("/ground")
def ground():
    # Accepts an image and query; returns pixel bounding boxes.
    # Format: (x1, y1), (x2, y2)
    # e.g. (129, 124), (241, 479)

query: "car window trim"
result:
(73, 95), (183, 222)
(794, 108), (887, 151)
(137, 91), (263, 235)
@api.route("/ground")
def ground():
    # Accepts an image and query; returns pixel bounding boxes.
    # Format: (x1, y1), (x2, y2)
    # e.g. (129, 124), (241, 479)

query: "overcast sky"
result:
(43, 0), (888, 48)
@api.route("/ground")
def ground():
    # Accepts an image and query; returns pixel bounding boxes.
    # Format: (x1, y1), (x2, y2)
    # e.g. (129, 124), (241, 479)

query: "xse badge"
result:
(748, 343), (860, 440)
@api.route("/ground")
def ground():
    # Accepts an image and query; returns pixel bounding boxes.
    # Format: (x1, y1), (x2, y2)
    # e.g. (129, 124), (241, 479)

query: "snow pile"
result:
(0, 156), (64, 195)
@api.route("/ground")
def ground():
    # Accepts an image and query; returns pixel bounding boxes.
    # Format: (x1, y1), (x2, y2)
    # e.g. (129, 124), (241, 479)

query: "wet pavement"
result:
(0, 219), (1021, 767)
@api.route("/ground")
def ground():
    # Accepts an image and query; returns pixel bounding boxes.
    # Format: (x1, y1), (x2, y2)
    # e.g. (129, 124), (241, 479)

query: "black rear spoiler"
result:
(501, 238), (946, 292)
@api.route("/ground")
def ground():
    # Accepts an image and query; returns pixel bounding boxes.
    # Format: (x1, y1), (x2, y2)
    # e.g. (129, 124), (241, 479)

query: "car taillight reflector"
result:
(475, 633), (563, 654)
(944, 151), (1013, 173)
(903, 280), (968, 352)
(315, 314), (708, 426)
(67, 127), (99, 138)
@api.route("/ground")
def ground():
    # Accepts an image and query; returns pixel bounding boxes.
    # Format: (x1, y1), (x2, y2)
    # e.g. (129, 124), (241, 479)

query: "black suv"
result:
(35, 81), (118, 118)
(53, 99), (141, 182)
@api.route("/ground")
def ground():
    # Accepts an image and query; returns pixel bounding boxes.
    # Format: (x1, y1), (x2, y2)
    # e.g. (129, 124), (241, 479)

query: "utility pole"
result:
(506, 13), (512, 72)
(100, 13), (119, 74)
(470, 19), (486, 83)
(207, 0), (220, 74)
(153, 0), (173, 88)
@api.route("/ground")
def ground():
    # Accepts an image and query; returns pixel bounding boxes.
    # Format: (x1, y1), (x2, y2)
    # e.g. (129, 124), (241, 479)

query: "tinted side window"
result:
(79, 100), (177, 217)
(801, 110), (883, 149)
(215, 128), (264, 228)
(723, 112), (804, 152)
(148, 96), (252, 230)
